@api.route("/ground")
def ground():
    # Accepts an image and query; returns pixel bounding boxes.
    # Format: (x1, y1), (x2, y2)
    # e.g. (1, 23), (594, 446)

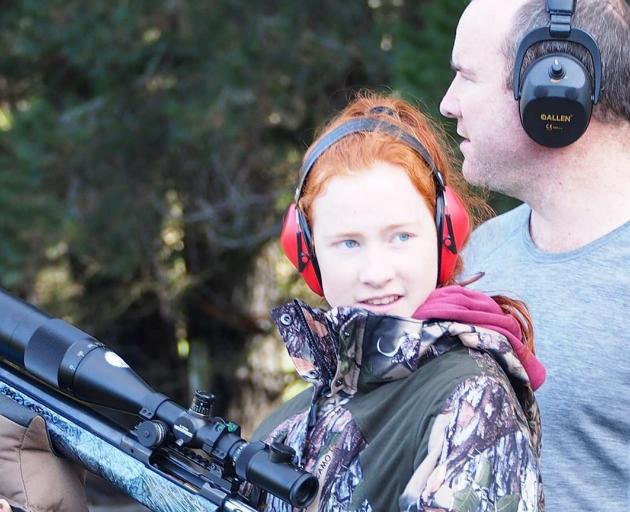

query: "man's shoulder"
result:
(472, 203), (530, 241)
(463, 203), (530, 262)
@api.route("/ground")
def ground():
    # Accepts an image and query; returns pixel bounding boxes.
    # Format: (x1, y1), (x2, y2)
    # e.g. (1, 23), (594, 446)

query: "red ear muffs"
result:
(281, 186), (471, 295)
(438, 186), (471, 284)
(280, 116), (472, 297)
(280, 204), (324, 296)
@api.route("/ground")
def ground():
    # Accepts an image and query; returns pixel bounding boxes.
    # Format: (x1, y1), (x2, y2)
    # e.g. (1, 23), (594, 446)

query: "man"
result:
(440, 0), (630, 510)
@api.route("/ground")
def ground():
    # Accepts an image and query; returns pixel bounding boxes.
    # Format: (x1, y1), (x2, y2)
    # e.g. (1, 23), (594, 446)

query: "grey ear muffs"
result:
(513, 0), (602, 147)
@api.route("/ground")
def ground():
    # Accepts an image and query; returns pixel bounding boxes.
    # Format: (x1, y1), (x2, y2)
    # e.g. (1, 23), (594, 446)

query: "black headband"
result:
(295, 117), (445, 202)
(513, 0), (602, 102)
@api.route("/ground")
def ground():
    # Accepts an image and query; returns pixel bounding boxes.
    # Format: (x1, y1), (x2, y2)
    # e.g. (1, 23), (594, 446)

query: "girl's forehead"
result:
(317, 162), (425, 205)
(319, 162), (418, 196)
(311, 162), (433, 233)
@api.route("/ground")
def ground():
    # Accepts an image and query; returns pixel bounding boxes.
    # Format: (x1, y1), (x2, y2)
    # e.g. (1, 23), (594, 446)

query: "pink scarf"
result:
(414, 285), (546, 390)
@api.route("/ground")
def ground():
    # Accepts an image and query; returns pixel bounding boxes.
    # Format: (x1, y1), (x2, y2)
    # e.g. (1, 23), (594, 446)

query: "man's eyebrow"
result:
(450, 60), (476, 78)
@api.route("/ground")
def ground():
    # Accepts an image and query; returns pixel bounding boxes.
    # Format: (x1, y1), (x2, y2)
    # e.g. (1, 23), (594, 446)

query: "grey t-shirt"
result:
(462, 203), (630, 511)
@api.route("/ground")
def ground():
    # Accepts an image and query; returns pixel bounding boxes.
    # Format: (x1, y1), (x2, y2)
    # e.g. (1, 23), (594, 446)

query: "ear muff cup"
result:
(280, 204), (323, 296)
(512, 2), (603, 148)
(438, 186), (471, 285)
(519, 54), (593, 147)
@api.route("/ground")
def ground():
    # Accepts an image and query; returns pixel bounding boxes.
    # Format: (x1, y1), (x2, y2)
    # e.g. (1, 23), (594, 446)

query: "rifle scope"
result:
(0, 289), (317, 508)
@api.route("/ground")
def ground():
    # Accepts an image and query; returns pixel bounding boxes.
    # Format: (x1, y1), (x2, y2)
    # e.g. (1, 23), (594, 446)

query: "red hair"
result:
(298, 91), (535, 352)
(299, 91), (486, 282)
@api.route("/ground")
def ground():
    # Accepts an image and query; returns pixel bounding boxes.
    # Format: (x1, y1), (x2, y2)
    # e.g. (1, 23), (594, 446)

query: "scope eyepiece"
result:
(235, 441), (318, 508)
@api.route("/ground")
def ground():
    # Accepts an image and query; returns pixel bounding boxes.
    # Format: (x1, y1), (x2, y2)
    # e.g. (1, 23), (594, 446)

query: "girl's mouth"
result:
(357, 295), (402, 312)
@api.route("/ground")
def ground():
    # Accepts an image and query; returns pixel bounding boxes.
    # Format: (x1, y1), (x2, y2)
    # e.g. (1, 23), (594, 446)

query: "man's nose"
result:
(440, 81), (459, 119)
(359, 247), (395, 288)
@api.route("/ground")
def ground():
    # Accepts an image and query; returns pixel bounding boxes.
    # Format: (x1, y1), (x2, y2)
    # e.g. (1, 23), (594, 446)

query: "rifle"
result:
(0, 288), (318, 512)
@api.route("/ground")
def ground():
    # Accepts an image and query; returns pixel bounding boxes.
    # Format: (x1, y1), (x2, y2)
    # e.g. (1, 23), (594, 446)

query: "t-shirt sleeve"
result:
(399, 375), (542, 512)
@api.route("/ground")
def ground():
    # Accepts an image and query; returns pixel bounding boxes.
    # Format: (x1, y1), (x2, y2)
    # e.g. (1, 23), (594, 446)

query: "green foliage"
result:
(390, 0), (521, 215)
(0, 0), (393, 405)
(0, 100), (65, 288)
(0, 0), (516, 414)
(391, 0), (468, 119)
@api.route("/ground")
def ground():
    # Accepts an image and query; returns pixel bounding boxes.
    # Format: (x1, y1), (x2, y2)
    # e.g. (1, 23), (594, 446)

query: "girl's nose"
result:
(358, 247), (395, 288)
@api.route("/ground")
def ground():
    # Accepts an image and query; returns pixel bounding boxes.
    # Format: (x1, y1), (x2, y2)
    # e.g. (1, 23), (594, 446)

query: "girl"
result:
(253, 93), (545, 511)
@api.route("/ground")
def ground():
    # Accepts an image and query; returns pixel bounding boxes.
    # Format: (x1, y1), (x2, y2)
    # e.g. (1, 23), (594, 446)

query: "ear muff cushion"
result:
(439, 187), (471, 284)
(280, 204), (324, 296)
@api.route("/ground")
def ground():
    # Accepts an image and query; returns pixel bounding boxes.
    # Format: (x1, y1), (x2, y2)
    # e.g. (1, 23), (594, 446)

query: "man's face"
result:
(311, 161), (438, 318)
(440, 0), (535, 194)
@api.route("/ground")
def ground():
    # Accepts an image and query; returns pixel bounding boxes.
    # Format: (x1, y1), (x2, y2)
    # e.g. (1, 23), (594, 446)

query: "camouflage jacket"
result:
(253, 300), (544, 512)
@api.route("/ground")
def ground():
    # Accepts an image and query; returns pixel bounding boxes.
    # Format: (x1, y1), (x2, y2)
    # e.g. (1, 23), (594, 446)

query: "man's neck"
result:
(525, 123), (630, 253)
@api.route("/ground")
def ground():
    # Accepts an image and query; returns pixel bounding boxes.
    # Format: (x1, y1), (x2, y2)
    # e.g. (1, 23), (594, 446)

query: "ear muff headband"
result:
(513, 28), (602, 103)
(513, 0), (603, 147)
(281, 116), (471, 296)
(296, 118), (445, 201)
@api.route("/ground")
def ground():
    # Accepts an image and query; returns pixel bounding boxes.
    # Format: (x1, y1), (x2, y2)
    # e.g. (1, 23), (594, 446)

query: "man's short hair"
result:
(503, 0), (630, 124)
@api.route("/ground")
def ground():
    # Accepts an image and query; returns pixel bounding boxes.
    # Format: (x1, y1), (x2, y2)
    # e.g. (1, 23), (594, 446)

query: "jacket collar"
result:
(272, 300), (462, 396)
(272, 299), (537, 398)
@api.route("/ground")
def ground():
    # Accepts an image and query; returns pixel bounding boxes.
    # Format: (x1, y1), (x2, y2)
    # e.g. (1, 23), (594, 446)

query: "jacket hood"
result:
(415, 285), (546, 390)
(271, 294), (543, 399)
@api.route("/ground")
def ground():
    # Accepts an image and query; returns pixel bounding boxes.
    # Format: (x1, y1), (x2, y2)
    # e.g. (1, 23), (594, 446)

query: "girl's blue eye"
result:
(396, 233), (411, 242)
(343, 240), (359, 249)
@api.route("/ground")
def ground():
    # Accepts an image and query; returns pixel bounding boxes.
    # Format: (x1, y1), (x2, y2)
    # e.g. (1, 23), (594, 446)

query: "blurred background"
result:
(0, 2), (518, 506)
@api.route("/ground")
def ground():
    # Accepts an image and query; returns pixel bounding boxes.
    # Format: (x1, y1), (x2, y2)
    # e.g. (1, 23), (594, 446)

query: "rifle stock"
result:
(0, 288), (317, 512)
